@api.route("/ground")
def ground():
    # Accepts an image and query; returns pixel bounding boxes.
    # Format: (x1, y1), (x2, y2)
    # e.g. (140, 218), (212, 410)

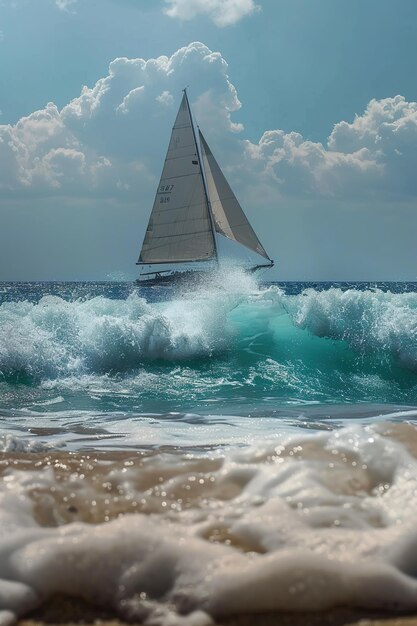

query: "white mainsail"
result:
(138, 93), (215, 265)
(199, 130), (269, 261)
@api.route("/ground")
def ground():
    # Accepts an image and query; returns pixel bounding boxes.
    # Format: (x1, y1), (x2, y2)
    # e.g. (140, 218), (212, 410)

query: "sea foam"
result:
(0, 289), (235, 380)
(2, 423), (417, 623)
(285, 287), (417, 371)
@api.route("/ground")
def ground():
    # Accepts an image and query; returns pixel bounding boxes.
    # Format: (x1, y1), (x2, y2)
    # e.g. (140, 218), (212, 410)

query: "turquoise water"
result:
(1, 275), (417, 449)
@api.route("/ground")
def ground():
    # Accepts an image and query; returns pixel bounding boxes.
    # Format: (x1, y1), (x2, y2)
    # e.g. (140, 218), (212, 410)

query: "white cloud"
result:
(156, 90), (174, 107)
(243, 96), (417, 198)
(116, 86), (145, 115)
(327, 96), (417, 196)
(328, 95), (416, 153)
(0, 42), (415, 204)
(0, 42), (240, 196)
(164, 0), (260, 27)
(55, 0), (77, 12)
(0, 102), (113, 193)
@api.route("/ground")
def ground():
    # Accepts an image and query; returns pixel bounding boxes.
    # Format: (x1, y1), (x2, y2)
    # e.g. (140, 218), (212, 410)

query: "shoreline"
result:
(18, 596), (417, 626)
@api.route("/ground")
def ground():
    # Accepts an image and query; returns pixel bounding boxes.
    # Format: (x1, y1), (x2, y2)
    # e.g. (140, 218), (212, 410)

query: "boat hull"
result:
(135, 270), (211, 288)
(136, 262), (274, 288)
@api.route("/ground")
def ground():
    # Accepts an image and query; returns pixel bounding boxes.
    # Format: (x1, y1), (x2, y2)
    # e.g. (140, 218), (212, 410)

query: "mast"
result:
(183, 88), (219, 266)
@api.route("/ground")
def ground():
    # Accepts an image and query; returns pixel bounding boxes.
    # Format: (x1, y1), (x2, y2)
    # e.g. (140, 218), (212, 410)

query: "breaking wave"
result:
(0, 280), (417, 407)
(285, 287), (417, 371)
(0, 291), (233, 380)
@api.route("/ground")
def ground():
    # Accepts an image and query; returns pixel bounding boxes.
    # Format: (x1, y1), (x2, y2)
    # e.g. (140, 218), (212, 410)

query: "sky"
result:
(0, 0), (416, 281)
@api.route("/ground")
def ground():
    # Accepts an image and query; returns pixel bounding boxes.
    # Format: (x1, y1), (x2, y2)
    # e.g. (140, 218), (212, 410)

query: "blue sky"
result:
(0, 0), (416, 280)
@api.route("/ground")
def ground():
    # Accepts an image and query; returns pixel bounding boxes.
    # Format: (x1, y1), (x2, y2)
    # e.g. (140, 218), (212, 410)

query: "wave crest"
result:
(284, 288), (417, 371)
(0, 292), (232, 380)
(1, 284), (417, 386)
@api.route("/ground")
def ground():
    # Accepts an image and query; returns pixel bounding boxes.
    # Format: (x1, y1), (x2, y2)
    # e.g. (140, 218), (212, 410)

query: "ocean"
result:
(1, 272), (417, 624)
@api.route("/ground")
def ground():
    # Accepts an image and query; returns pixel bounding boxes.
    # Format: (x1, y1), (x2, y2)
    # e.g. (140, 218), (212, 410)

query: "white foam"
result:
(0, 270), (257, 381)
(0, 434), (56, 453)
(2, 283), (417, 387)
(284, 287), (417, 371)
(2, 424), (417, 623)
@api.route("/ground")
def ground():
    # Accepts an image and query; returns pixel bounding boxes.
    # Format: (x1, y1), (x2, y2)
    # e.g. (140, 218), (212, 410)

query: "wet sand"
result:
(18, 596), (417, 626)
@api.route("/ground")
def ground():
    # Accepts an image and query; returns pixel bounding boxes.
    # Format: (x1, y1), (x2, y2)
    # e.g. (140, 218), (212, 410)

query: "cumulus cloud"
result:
(163, 0), (260, 27)
(0, 42), (415, 204)
(156, 91), (174, 107)
(0, 102), (112, 194)
(243, 96), (417, 198)
(327, 96), (417, 196)
(0, 42), (240, 197)
(55, 0), (77, 12)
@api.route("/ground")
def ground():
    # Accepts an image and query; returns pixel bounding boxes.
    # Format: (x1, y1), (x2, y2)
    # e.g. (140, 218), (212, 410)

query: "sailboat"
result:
(136, 89), (273, 286)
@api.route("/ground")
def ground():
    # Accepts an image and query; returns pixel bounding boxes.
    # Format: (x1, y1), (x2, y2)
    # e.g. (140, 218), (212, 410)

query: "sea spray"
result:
(284, 287), (417, 370)
(0, 290), (232, 380)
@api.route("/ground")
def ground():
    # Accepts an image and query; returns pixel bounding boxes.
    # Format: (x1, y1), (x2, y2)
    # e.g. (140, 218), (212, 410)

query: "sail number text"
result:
(158, 184), (174, 204)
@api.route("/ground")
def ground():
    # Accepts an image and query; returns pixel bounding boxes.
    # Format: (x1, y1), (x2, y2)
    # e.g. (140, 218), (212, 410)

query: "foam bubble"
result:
(0, 434), (57, 453)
